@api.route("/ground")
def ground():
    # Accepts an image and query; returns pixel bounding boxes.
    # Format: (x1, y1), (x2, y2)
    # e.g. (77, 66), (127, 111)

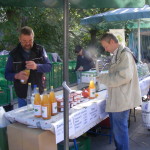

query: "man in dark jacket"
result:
(5, 26), (52, 107)
(74, 45), (95, 71)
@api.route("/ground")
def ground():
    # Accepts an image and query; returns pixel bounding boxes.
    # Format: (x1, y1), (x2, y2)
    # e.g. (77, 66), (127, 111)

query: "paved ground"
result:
(89, 107), (150, 150)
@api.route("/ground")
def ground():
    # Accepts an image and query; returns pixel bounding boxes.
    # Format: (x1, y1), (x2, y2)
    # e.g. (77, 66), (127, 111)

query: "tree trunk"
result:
(90, 29), (97, 46)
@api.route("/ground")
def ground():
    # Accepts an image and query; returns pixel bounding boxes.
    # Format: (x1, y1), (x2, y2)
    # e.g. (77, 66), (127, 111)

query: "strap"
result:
(122, 47), (138, 63)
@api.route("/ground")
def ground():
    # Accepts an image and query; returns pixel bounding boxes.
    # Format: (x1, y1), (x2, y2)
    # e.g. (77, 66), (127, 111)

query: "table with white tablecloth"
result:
(5, 90), (108, 144)
(4, 76), (150, 144)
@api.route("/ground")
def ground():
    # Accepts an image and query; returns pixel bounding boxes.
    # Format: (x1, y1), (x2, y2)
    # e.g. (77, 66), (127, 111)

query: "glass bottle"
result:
(20, 69), (30, 84)
(49, 86), (57, 116)
(31, 85), (37, 105)
(26, 83), (33, 111)
(34, 87), (42, 118)
(41, 88), (51, 120)
(89, 79), (96, 99)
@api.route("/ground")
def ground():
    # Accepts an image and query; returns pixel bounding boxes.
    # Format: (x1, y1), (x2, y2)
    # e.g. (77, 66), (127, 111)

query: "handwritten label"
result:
(53, 117), (75, 144)
(81, 108), (89, 125)
(88, 103), (99, 122)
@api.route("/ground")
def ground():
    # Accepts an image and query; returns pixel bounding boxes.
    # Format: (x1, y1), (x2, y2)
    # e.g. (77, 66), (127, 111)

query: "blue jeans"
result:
(109, 110), (130, 150)
(18, 98), (27, 108)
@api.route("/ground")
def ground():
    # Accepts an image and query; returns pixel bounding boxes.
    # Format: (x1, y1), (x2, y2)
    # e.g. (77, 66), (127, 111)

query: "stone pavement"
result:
(90, 107), (150, 150)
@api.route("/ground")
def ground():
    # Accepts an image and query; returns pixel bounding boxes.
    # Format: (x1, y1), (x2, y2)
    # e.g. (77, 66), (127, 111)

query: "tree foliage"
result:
(0, 7), (112, 59)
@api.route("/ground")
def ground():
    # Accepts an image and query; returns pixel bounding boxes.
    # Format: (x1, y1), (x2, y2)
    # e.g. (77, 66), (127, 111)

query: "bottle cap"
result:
(34, 85), (37, 88)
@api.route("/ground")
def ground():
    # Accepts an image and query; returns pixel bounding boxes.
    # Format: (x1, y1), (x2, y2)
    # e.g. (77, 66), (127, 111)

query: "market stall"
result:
(4, 75), (150, 150)
(5, 90), (108, 150)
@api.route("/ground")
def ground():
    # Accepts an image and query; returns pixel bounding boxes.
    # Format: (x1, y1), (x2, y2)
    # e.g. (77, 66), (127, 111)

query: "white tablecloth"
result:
(5, 90), (108, 143)
(4, 76), (150, 143)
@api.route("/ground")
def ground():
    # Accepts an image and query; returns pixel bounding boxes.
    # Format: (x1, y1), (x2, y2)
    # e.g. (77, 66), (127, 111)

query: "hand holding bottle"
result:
(15, 69), (30, 84)
(26, 61), (37, 70)
(77, 66), (83, 71)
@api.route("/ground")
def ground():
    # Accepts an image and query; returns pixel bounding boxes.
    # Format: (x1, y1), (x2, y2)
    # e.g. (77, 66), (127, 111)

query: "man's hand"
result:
(26, 61), (37, 70)
(14, 71), (29, 80)
(77, 66), (83, 71)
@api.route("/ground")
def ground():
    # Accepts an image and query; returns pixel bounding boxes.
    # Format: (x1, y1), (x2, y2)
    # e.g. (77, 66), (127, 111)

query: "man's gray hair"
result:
(20, 26), (34, 37)
(100, 33), (118, 43)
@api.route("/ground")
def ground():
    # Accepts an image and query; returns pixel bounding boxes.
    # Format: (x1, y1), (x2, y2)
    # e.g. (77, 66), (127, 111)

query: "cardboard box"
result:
(7, 123), (57, 150)
(81, 70), (97, 83)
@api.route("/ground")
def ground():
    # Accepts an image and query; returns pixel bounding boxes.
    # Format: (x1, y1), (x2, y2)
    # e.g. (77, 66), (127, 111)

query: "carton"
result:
(7, 122), (57, 150)
(81, 70), (97, 83)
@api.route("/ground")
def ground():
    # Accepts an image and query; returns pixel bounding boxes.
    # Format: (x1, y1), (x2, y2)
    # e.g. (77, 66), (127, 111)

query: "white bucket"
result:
(142, 111), (150, 128)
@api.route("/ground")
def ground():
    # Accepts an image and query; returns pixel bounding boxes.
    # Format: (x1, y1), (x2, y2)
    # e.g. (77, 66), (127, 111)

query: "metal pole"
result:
(138, 19), (141, 62)
(63, 0), (69, 150)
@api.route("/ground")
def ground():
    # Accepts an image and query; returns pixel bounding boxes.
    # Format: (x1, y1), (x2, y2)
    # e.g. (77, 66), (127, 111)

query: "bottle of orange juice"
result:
(20, 69), (30, 84)
(49, 86), (57, 116)
(34, 87), (42, 118)
(41, 88), (51, 120)
(89, 79), (96, 99)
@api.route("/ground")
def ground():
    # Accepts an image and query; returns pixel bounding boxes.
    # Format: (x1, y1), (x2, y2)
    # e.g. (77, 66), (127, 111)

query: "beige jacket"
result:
(99, 45), (141, 112)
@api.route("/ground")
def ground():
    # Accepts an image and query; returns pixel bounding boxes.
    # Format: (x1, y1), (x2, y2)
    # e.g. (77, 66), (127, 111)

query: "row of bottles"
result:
(26, 83), (57, 120)
(27, 79), (96, 119)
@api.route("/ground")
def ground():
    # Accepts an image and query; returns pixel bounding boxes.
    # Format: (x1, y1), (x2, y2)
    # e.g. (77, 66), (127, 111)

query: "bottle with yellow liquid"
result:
(20, 69), (30, 84)
(89, 79), (96, 99)
(41, 88), (51, 120)
(34, 87), (42, 118)
(49, 86), (57, 116)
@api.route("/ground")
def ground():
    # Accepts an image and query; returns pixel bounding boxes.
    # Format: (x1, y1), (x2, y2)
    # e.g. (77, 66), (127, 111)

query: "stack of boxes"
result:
(81, 70), (97, 84)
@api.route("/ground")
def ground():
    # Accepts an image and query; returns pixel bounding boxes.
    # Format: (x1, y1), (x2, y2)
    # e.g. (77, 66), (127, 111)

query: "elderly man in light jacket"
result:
(97, 33), (141, 150)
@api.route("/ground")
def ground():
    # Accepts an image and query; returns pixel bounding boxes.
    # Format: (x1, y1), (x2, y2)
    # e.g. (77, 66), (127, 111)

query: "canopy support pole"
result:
(63, 0), (69, 150)
(138, 19), (141, 62)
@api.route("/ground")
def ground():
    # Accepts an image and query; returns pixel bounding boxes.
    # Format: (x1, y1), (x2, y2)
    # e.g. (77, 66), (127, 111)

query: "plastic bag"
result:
(0, 106), (10, 128)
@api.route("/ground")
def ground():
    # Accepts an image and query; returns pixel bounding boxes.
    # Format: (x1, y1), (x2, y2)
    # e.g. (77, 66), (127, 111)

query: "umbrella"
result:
(0, 1), (147, 150)
(0, 0), (146, 8)
(81, 5), (150, 62)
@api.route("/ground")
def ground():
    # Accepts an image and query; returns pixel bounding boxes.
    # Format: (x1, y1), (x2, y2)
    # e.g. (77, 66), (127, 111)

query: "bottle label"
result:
(34, 105), (41, 116)
(90, 88), (96, 98)
(52, 102), (57, 114)
(42, 106), (48, 118)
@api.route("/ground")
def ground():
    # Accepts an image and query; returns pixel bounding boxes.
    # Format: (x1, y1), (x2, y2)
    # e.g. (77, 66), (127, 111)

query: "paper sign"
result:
(98, 100), (108, 119)
(72, 107), (90, 133)
(73, 110), (84, 132)
(81, 107), (90, 125)
(53, 117), (75, 144)
(88, 103), (99, 122)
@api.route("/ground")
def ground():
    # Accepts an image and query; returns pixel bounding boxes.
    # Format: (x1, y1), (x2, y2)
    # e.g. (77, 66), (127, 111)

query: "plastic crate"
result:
(45, 72), (50, 90)
(0, 71), (8, 86)
(48, 61), (77, 88)
(0, 127), (9, 150)
(57, 136), (91, 150)
(47, 52), (53, 61)
(69, 61), (77, 84)
(0, 85), (17, 106)
(50, 62), (63, 89)
(0, 87), (10, 106)
(0, 55), (8, 68)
